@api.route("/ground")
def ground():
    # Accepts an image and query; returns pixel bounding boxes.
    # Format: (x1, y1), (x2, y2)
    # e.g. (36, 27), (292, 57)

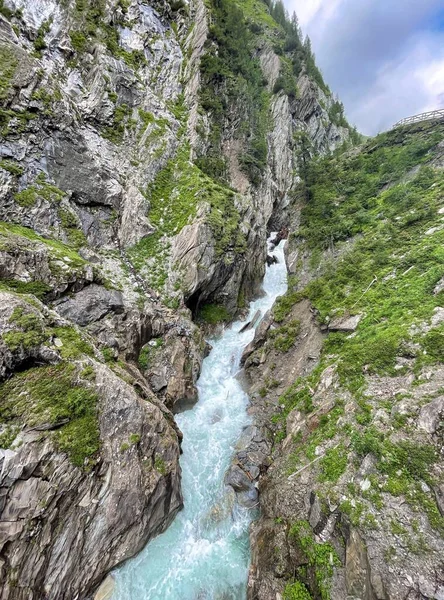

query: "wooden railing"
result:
(393, 108), (444, 129)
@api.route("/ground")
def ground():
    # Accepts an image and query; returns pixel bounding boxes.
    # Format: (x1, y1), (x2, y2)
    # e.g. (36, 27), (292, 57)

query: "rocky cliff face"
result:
(0, 0), (354, 597)
(244, 121), (444, 600)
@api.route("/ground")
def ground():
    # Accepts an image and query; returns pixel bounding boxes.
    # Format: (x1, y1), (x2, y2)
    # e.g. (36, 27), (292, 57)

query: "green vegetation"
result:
(0, 424), (19, 449)
(51, 326), (95, 360)
(351, 427), (443, 531)
(318, 445), (347, 482)
(283, 581), (313, 600)
(268, 319), (300, 351)
(2, 300), (94, 360)
(68, 0), (146, 70)
(197, 303), (231, 325)
(58, 207), (78, 229)
(352, 427), (437, 485)
(0, 221), (87, 270)
(0, 43), (37, 135)
(328, 100), (348, 128)
(31, 86), (62, 114)
(0, 159), (23, 175)
(14, 176), (65, 208)
(81, 365), (95, 380)
(0, 280), (51, 299)
(0, 106), (36, 136)
(233, 0), (279, 30)
(0, 293), (97, 466)
(0, 364), (100, 467)
(273, 374), (317, 424)
(272, 123), (444, 540)
(267, 122), (444, 544)
(102, 103), (134, 144)
(300, 124), (442, 250)
(70, 30), (88, 53)
(0, 44), (17, 101)
(127, 143), (246, 291)
(121, 433), (141, 452)
(58, 207), (87, 248)
(199, 0), (270, 184)
(289, 520), (340, 600)
(14, 187), (37, 207)
(284, 122), (444, 393)
(34, 19), (52, 56)
(136, 108), (159, 142)
(102, 347), (116, 362)
(273, 290), (305, 322)
(273, 68), (298, 98)
(154, 455), (167, 475)
(138, 338), (163, 371)
(0, 1), (14, 19)
(3, 306), (47, 351)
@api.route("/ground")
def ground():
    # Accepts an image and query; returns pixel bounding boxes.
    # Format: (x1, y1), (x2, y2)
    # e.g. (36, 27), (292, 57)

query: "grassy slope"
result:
(271, 120), (444, 597)
(296, 121), (444, 388)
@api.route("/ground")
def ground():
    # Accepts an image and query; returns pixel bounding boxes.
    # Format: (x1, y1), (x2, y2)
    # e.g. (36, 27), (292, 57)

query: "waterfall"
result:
(111, 237), (288, 600)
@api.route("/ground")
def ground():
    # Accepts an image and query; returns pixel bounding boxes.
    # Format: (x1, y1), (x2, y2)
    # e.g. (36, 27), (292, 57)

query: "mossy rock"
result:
(0, 363), (100, 467)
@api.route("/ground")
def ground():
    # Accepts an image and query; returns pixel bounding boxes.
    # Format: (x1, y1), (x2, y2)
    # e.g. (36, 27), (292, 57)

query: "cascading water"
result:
(111, 237), (288, 600)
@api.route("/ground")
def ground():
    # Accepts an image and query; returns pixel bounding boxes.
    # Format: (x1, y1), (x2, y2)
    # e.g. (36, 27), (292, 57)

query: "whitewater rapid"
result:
(111, 237), (288, 600)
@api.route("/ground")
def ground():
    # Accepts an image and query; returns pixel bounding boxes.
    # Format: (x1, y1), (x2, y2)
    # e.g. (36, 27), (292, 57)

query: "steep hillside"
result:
(244, 120), (444, 600)
(0, 0), (357, 598)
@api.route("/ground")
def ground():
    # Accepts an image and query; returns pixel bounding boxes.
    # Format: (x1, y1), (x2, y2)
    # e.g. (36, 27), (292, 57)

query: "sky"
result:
(283, 0), (444, 135)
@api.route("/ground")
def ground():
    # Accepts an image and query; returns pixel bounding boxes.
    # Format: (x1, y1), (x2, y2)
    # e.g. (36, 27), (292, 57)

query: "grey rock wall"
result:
(0, 0), (353, 596)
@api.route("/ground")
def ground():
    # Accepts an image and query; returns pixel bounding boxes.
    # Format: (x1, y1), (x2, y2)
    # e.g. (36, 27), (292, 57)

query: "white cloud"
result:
(289, 0), (323, 29)
(349, 32), (444, 134)
(284, 0), (444, 134)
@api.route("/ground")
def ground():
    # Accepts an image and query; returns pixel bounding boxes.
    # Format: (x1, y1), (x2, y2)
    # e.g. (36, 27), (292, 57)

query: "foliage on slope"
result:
(267, 120), (444, 597)
(298, 121), (444, 386)
(199, 0), (358, 185)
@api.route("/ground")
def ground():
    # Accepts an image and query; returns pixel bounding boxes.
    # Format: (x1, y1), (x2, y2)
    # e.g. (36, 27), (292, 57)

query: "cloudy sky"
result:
(283, 0), (444, 135)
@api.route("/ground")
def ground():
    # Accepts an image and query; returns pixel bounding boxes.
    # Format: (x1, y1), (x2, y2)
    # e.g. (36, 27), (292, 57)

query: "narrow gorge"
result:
(0, 1), (442, 599)
(111, 237), (287, 600)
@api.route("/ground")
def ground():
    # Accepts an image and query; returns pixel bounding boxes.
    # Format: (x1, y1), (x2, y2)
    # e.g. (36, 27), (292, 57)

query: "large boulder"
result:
(54, 284), (124, 326)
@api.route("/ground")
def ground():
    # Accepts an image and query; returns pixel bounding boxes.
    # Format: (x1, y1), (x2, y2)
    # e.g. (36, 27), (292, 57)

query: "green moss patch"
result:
(127, 143), (246, 292)
(68, 0), (146, 70)
(2, 306), (47, 350)
(318, 445), (347, 483)
(0, 159), (23, 176)
(351, 427), (443, 532)
(283, 582), (313, 600)
(0, 363), (100, 467)
(273, 290), (305, 323)
(138, 338), (163, 371)
(288, 520), (340, 600)
(268, 319), (300, 352)
(51, 326), (95, 360)
(0, 221), (87, 269)
(197, 303), (231, 325)
(0, 43), (17, 101)
(14, 177), (65, 207)
(57, 207), (87, 248)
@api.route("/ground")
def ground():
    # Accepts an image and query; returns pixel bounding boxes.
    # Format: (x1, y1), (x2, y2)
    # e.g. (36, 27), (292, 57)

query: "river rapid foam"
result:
(112, 237), (288, 600)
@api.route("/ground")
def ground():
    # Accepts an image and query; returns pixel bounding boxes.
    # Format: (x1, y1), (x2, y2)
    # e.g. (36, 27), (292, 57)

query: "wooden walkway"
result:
(393, 108), (444, 129)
